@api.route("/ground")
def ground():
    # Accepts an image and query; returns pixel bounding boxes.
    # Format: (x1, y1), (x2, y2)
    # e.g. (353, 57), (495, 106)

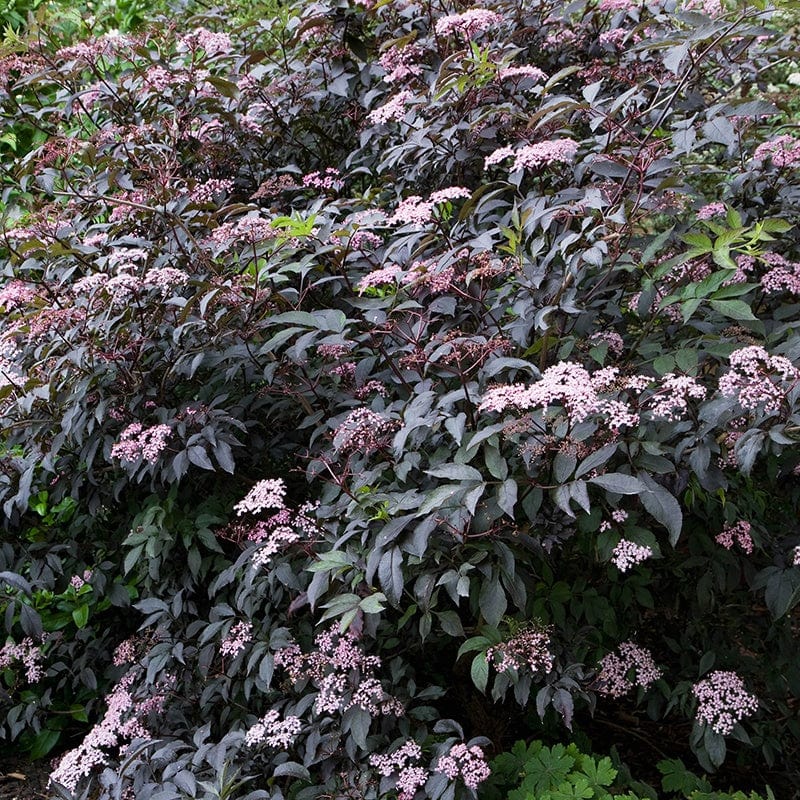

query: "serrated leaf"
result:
(708, 299), (756, 321)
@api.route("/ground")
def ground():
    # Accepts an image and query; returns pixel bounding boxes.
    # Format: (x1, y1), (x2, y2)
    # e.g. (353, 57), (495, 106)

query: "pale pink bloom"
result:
(389, 195), (435, 225)
(143, 267), (188, 293)
(179, 27), (233, 55)
(715, 520), (754, 553)
(611, 539), (653, 572)
(693, 671), (758, 735)
(793, 545), (800, 566)
(302, 168), (342, 191)
(429, 186), (472, 203)
(111, 423), (171, 464)
(497, 65), (547, 83)
(435, 743), (491, 789)
(719, 346), (798, 414)
(245, 710), (302, 747)
(370, 741), (423, 777)
(379, 44), (423, 83)
(189, 178), (234, 203)
(486, 625), (554, 674)
(144, 66), (174, 91)
(358, 264), (403, 293)
(485, 139), (578, 172)
(598, 28), (630, 48)
(333, 409), (396, 454)
(599, 0), (639, 9)
(0, 280), (37, 310)
(0, 638), (44, 683)
(648, 374), (707, 421)
(234, 478), (287, 515)
(597, 641), (661, 697)
(368, 90), (414, 124)
(760, 253), (800, 295)
(435, 9), (503, 39)
(697, 201), (726, 220)
(220, 621), (253, 658)
(396, 766), (429, 800)
(753, 135), (800, 168)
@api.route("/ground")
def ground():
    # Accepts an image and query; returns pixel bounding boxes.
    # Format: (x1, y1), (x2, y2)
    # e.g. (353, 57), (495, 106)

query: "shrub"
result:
(0, 0), (799, 797)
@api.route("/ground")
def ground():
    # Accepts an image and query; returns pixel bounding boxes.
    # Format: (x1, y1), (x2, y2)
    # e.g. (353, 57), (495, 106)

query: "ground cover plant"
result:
(1, 0), (800, 797)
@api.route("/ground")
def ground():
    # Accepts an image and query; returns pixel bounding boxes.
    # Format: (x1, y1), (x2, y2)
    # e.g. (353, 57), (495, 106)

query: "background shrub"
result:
(0, 0), (799, 798)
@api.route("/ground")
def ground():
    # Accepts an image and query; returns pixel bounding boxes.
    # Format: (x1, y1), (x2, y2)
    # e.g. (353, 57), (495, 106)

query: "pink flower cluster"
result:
(50, 671), (165, 792)
(486, 625), (554, 675)
(0, 637), (44, 682)
(275, 627), (403, 718)
(358, 264), (403, 294)
(302, 168), (343, 191)
(435, 743), (491, 789)
(648, 373), (707, 421)
(485, 139), (578, 172)
(429, 186), (472, 203)
(189, 178), (234, 203)
(760, 252), (800, 296)
(234, 478), (287, 515)
(70, 569), (93, 590)
(0, 280), (38, 311)
(179, 27), (233, 55)
(205, 214), (277, 247)
(333, 408), (397, 454)
(597, 641), (661, 697)
(379, 44), (423, 83)
(497, 65), (547, 83)
(715, 520), (754, 554)
(611, 539), (653, 572)
(718, 345), (797, 414)
(368, 90), (414, 124)
(220, 621), (253, 659)
(143, 267), (188, 293)
(434, 9), (503, 39)
(697, 202), (726, 220)
(693, 670), (758, 735)
(599, 0), (639, 10)
(389, 195), (435, 225)
(793, 545), (800, 566)
(245, 709), (302, 748)
(110, 423), (172, 464)
(590, 330), (624, 355)
(753, 135), (800, 169)
(479, 361), (640, 429)
(370, 741), (428, 800)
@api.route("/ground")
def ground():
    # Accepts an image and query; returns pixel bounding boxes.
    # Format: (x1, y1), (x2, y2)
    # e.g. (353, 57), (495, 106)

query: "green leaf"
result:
(708, 299), (756, 321)
(457, 635), (491, 659)
(471, 651), (489, 693)
(759, 217), (793, 233)
(359, 592), (387, 614)
(28, 728), (61, 760)
(72, 604), (90, 629)
(479, 576), (507, 627)
(682, 232), (713, 251)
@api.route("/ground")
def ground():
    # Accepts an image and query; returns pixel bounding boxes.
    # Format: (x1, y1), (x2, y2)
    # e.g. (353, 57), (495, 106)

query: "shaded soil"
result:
(0, 756), (51, 800)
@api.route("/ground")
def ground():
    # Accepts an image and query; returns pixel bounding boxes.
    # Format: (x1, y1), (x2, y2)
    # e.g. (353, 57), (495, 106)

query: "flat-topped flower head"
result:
(693, 671), (758, 735)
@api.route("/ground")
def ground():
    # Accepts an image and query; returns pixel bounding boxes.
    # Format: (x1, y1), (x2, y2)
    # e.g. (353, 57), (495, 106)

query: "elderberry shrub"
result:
(0, 0), (799, 797)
